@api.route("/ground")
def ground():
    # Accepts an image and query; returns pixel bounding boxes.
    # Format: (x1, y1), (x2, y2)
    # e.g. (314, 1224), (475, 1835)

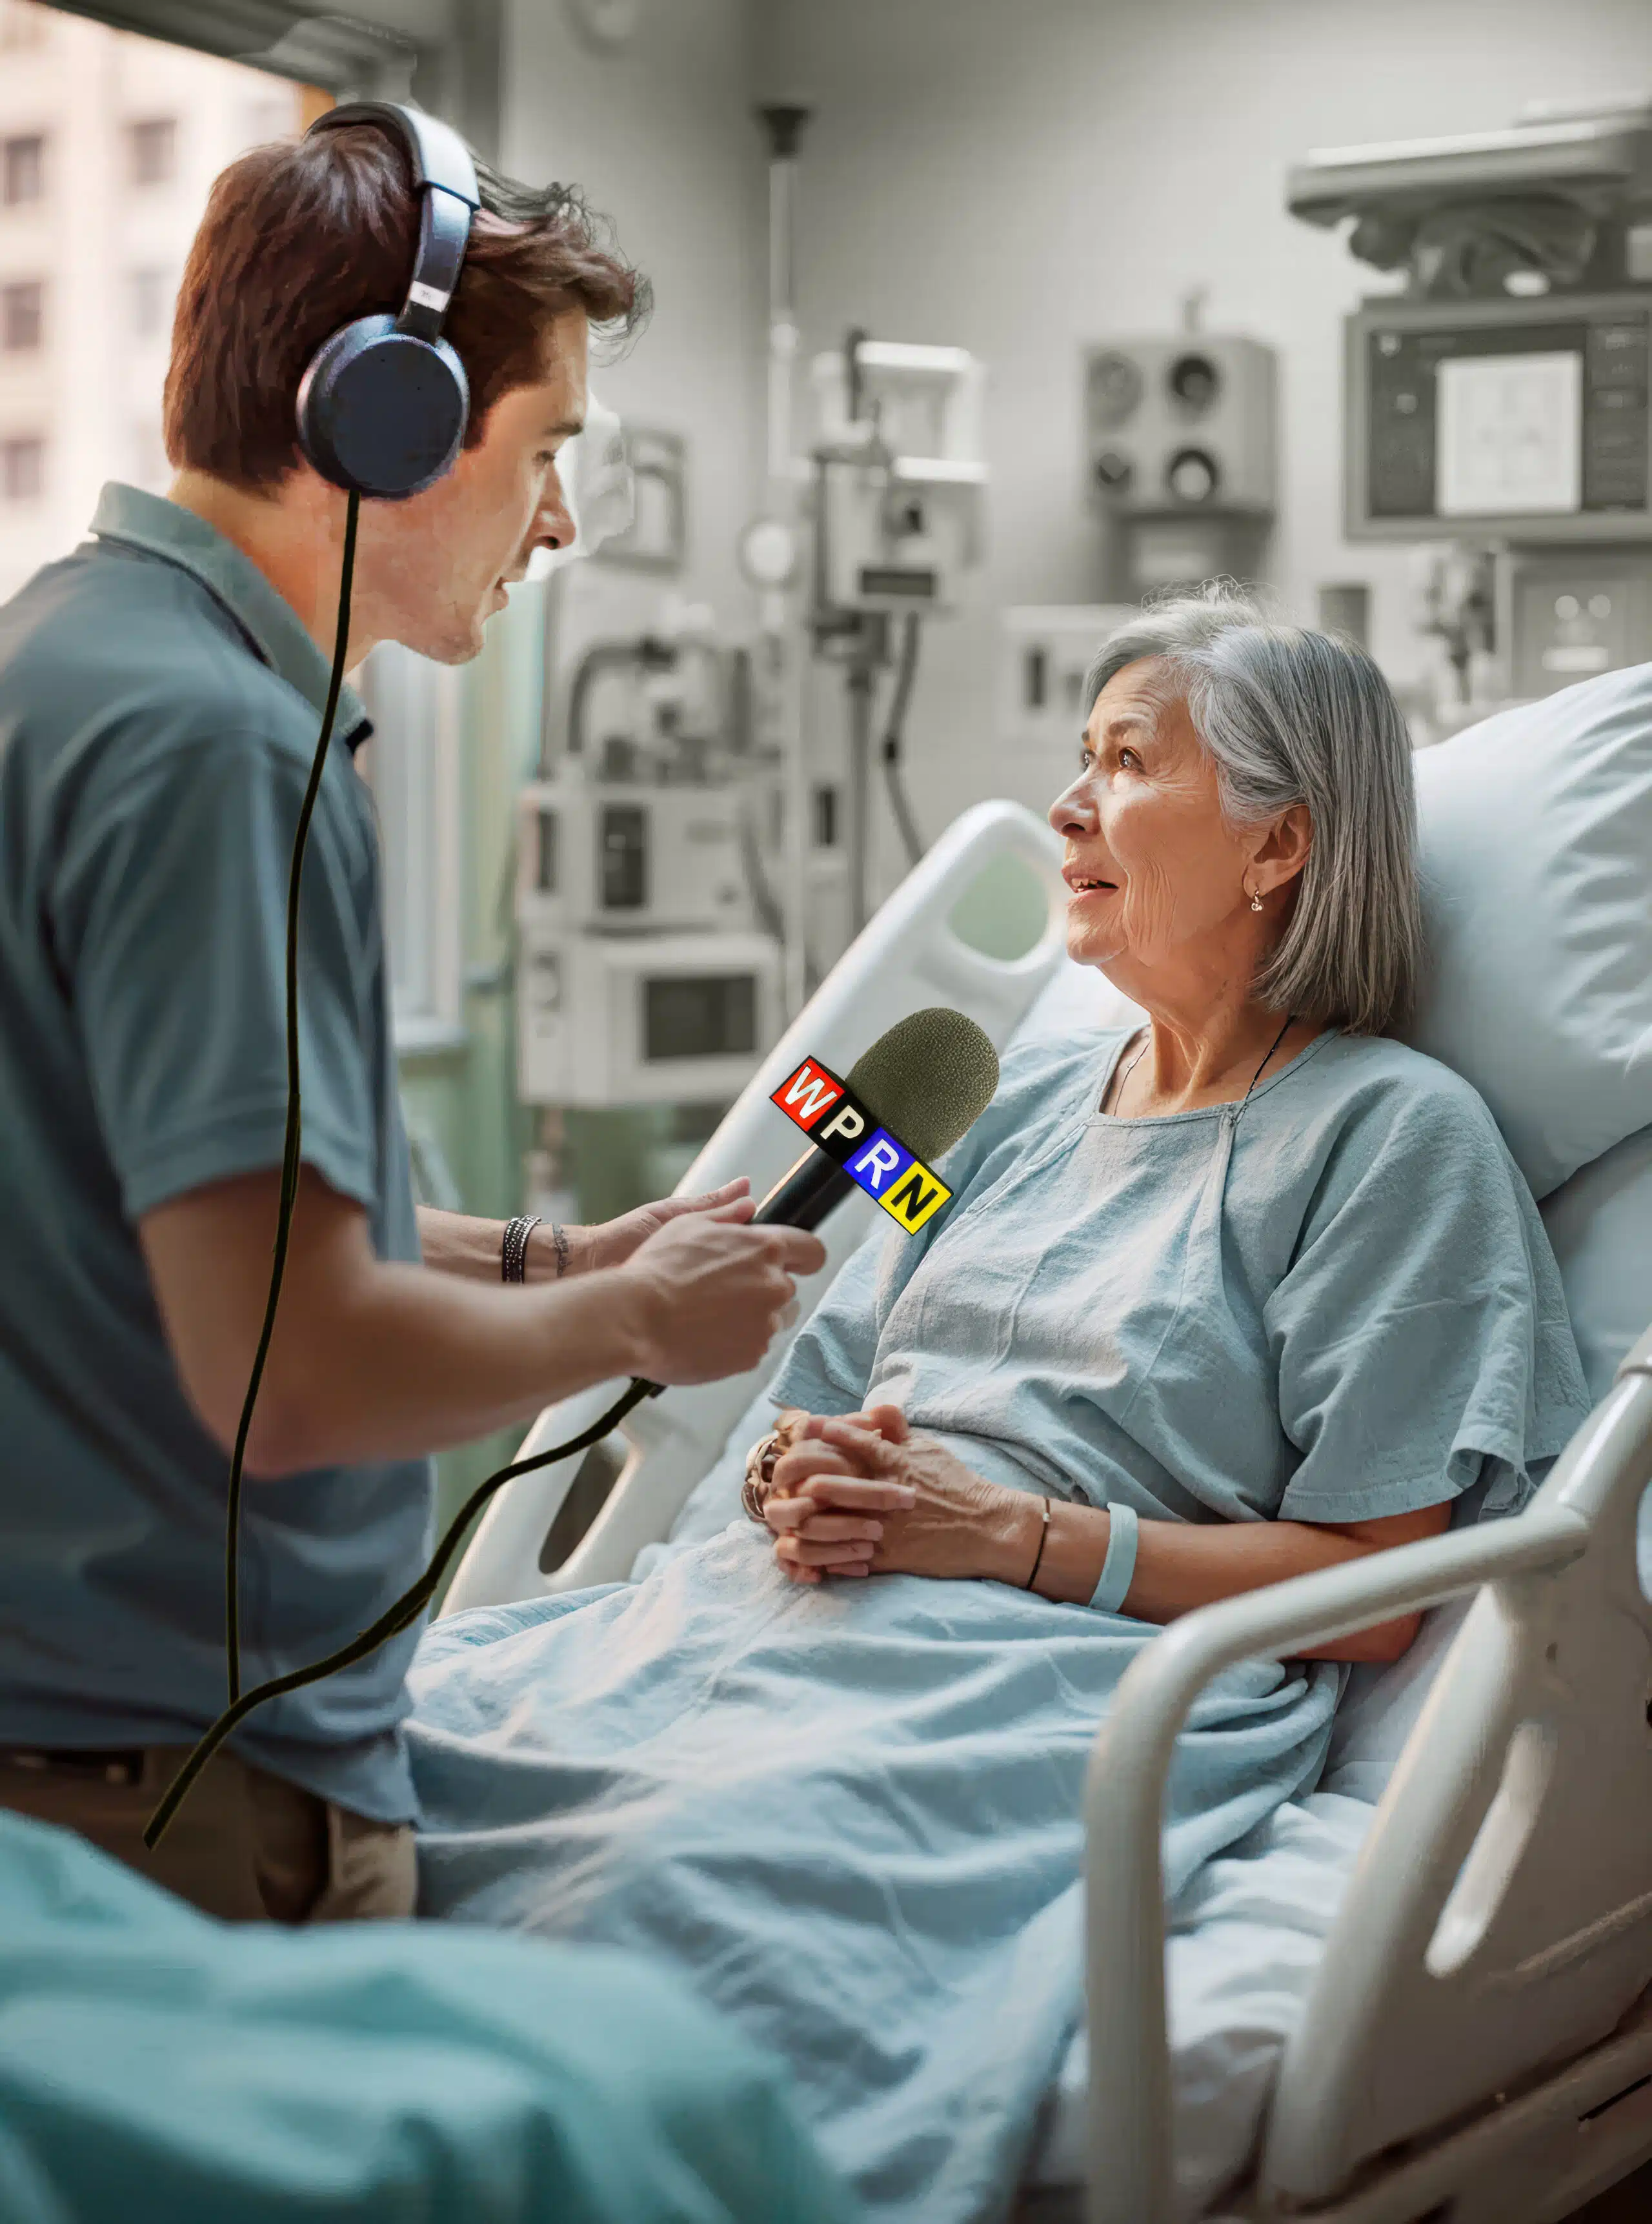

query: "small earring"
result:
(1249, 886), (1264, 913)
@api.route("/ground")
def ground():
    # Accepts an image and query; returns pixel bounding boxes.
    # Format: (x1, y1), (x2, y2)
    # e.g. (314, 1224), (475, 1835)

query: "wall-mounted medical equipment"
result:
(1082, 326), (1278, 596)
(809, 341), (986, 619)
(734, 114), (991, 1003)
(516, 782), (752, 937)
(1344, 295), (1649, 541)
(1289, 97), (1652, 713)
(516, 611), (784, 1112)
(800, 330), (990, 947)
(517, 927), (781, 1108)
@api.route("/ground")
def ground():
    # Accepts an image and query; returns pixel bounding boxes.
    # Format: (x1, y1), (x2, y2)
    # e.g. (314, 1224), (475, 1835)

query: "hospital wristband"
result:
(1087, 1502), (1139, 1615)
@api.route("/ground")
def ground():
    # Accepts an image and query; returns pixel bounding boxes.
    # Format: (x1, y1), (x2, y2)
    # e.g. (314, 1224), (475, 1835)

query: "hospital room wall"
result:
(501, 0), (767, 622)
(761, 0), (1652, 899)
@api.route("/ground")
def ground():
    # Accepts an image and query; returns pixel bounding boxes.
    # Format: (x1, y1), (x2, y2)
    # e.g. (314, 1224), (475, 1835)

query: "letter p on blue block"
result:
(845, 1128), (952, 1233)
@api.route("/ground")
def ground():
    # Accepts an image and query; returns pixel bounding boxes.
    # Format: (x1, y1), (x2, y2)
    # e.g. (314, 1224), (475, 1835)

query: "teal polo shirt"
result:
(0, 483), (432, 1823)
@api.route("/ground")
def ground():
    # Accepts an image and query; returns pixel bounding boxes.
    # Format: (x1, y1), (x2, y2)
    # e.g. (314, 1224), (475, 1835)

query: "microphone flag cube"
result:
(770, 1057), (952, 1233)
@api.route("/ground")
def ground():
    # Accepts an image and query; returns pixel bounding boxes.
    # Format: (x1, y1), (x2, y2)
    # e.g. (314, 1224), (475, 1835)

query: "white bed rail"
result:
(1085, 1333), (1652, 2224)
(441, 800), (1069, 1619)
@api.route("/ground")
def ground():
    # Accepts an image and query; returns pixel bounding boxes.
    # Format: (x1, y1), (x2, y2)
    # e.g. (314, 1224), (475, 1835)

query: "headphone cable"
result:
(222, 489), (360, 1711)
(145, 1376), (649, 1848)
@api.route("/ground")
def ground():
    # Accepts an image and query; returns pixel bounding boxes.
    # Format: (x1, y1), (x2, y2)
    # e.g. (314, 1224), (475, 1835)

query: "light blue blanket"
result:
(409, 1528), (1340, 2223)
(0, 1806), (853, 2224)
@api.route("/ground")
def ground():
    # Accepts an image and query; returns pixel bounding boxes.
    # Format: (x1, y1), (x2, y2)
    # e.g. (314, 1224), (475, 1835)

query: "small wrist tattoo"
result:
(552, 1223), (570, 1279)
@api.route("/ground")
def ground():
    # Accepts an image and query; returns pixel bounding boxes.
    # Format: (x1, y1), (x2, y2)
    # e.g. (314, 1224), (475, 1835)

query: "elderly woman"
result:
(409, 591), (1587, 2224)
(748, 590), (1580, 1657)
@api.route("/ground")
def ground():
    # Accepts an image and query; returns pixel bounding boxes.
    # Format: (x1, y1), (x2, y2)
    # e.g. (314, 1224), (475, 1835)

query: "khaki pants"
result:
(0, 1744), (417, 1925)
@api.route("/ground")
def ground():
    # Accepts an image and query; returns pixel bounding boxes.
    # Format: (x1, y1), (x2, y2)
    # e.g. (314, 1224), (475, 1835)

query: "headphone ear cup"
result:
(296, 314), (470, 499)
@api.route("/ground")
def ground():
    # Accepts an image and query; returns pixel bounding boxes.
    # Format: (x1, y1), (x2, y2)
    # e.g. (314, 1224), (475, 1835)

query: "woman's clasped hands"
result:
(760, 1406), (1040, 1586)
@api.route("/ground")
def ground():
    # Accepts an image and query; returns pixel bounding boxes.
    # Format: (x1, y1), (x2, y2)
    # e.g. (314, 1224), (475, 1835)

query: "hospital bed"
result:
(442, 793), (1652, 2224)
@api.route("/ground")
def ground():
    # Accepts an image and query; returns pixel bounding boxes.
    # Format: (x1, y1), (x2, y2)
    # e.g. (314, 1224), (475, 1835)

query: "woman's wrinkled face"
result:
(1047, 659), (1262, 991)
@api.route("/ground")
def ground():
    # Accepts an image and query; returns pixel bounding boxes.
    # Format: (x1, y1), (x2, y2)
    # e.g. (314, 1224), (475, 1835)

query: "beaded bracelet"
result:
(501, 1214), (541, 1284)
(501, 1215), (573, 1283)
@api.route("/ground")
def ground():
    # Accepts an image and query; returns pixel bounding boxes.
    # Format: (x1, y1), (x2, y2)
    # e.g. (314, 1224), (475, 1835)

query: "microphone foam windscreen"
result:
(847, 1007), (1000, 1166)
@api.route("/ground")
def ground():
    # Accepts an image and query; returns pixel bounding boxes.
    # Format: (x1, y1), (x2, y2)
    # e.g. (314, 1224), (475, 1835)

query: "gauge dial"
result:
(1087, 350), (1144, 427)
(738, 516), (800, 590)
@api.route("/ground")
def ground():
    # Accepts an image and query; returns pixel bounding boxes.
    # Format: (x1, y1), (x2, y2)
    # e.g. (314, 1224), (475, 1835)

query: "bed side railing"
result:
(1085, 1329), (1652, 2224)
(441, 799), (1071, 1618)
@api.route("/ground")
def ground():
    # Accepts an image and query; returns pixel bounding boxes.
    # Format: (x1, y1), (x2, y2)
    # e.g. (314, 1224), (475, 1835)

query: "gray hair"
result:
(1082, 584), (1422, 1036)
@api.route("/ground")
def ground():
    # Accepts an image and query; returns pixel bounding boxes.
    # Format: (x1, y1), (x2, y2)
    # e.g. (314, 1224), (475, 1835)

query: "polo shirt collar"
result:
(90, 483), (372, 749)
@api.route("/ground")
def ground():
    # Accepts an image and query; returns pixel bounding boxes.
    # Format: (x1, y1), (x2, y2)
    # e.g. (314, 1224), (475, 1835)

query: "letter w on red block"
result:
(771, 1058), (847, 1134)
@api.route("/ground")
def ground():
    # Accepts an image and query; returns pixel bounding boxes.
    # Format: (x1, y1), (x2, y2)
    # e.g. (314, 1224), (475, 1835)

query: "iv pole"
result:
(754, 101), (812, 1018)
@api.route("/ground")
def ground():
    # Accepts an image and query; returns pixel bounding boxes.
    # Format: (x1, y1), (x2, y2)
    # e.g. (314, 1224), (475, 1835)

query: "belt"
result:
(3, 1746), (145, 1786)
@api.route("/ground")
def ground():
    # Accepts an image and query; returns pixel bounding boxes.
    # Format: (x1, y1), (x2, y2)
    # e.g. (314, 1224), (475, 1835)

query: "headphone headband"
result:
(308, 101), (480, 206)
(295, 101), (480, 499)
(305, 101), (479, 344)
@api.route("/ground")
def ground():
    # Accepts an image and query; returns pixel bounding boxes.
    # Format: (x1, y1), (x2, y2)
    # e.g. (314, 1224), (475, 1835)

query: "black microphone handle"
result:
(752, 1146), (856, 1231)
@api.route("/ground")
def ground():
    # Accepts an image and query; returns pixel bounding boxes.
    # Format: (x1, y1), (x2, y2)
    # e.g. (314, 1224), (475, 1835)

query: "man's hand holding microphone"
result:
(139, 1168), (823, 1479)
(608, 1184), (823, 1386)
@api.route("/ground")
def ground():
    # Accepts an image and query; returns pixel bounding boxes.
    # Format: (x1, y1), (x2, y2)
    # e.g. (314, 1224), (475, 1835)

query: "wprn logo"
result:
(770, 1058), (952, 1233)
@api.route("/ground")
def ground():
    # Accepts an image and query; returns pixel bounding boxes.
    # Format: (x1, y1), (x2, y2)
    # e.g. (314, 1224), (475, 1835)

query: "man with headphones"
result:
(0, 106), (823, 1924)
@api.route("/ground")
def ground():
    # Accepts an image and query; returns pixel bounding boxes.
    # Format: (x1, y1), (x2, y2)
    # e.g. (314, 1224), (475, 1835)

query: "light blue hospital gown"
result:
(410, 1025), (1589, 2224)
(775, 1024), (1589, 1530)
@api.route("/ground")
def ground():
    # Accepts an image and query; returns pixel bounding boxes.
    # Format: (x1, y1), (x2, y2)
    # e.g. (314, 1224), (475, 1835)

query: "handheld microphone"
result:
(756, 1006), (1001, 1232)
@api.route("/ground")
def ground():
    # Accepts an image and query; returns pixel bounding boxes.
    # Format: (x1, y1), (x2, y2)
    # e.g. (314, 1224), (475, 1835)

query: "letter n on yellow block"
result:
(879, 1164), (952, 1233)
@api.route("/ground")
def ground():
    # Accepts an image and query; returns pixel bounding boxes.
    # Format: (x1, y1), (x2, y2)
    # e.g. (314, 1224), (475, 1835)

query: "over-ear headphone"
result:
(295, 101), (480, 500)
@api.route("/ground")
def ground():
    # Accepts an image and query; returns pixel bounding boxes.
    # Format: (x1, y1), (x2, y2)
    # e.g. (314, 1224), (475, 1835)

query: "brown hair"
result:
(163, 123), (649, 492)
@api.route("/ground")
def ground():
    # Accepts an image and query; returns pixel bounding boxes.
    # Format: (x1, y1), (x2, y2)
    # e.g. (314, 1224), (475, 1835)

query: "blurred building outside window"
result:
(127, 414), (168, 492)
(0, 5), (311, 600)
(3, 134), (45, 205)
(127, 115), (176, 187)
(130, 264), (168, 338)
(3, 436), (45, 501)
(0, 0), (46, 46)
(2, 279), (43, 350)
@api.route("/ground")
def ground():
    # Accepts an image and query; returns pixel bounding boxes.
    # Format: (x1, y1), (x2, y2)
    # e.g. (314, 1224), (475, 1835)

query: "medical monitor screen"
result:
(1356, 302), (1650, 538)
(643, 974), (758, 1063)
(1436, 351), (1582, 515)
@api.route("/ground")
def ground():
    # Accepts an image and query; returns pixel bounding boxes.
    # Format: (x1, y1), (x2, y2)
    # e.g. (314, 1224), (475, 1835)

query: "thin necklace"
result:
(1111, 1030), (1151, 1106)
(1109, 1012), (1296, 1117)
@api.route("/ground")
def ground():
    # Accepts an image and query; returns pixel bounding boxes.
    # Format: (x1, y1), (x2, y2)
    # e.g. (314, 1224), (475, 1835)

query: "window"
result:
(2, 135), (45, 207)
(130, 267), (170, 340)
(0, 1), (48, 52)
(128, 119), (177, 188)
(2, 437), (45, 502)
(356, 645), (465, 1049)
(1, 281), (42, 352)
(0, 25), (304, 609)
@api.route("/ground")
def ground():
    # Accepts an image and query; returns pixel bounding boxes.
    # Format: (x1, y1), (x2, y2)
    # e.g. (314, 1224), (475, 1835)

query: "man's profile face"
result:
(365, 306), (590, 664)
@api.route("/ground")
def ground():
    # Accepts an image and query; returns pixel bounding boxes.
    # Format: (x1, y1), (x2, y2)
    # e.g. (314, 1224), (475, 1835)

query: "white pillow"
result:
(1540, 1122), (1652, 1402)
(1406, 663), (1652, 1201)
